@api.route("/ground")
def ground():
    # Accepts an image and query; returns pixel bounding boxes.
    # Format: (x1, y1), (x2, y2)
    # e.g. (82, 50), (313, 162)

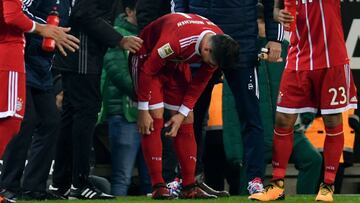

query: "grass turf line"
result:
(17, 195), (360, 203)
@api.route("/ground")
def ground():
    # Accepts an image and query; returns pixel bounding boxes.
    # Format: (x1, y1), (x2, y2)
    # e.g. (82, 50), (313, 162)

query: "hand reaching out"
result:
(119, 36), (143, 53)
(34, 23), (80, 56)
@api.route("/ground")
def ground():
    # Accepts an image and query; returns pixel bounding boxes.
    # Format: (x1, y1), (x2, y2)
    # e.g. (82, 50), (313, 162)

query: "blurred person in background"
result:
(98, 0), (151, 196)
(49, 0), (143, 200)
(136, 0), (171, 31)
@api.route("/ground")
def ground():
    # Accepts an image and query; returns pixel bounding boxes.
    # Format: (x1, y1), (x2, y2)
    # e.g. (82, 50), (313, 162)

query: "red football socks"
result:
(272, 127), (294, 181)
(324, 124), (344, 184)
(141, 118), (164, 186)
(173, 123), (197, 186)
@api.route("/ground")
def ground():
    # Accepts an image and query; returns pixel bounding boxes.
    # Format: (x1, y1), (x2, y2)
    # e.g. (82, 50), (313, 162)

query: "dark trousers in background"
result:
(223, 67), (265, 181)
(203, 130), (241, 195)
(0, 87), (59, 192)
(193, 80), (215, 176)
(52, 72), (101, 188)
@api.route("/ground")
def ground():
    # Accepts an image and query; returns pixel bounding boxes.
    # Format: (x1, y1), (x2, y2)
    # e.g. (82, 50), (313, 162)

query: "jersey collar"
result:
(195, 30), (216, 56)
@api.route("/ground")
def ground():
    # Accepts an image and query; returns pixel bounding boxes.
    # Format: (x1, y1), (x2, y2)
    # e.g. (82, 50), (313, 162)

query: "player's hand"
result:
(119, 36), (143, 53)
(266, 41), (283, 62)
(137, 110), (154, 135)
(164, 113), (186, 137)
(35, 23), (80, 56)
(276, 9), (295, 31)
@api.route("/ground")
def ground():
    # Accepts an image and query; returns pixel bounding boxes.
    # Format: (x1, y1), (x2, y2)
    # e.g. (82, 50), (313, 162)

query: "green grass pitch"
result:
(17, 195), (360, 203)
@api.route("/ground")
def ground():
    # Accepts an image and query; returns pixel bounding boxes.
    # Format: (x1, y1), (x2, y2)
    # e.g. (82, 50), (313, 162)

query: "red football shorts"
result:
(0, 70), (26, 119)
(276, 64), (357, 114)
(130, 54), (191, 110)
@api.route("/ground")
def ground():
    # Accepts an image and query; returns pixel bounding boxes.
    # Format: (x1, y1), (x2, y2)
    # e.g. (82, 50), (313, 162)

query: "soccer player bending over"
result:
(130, 13), (239, 199)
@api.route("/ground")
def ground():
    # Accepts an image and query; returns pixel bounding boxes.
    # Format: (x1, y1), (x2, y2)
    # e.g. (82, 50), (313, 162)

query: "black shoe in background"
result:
(195, 173), (230, 197)
(48, 184), (70, 199)
(68, 184), (114, 200)
(21, 191), (62, 200)
(0, 189), (18, 203)
(179, 183), (217, 199)
(197, 181), (230, 197)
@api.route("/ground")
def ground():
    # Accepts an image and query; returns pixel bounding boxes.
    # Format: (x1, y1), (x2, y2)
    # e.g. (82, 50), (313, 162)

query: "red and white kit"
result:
(0, 0), (35, 119)
(278, 0), (357, 114)
(131, 13), (223, 116)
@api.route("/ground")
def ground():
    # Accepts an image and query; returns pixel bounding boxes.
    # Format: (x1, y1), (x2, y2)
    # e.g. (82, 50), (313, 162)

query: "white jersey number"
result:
(329, 87), (347, 106)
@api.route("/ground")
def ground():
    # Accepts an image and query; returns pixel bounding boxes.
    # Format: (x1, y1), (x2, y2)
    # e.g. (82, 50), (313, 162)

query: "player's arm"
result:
(181, 63), (217, 117)
(70, 0), (142, 53)
(261, 0), (283, 62)
(2, 0), (79, 56)
(2, 0), (35, 32)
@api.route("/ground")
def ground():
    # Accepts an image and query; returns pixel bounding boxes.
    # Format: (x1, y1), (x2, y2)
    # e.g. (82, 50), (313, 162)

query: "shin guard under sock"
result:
(141, 118), (164, 186)
(324, 124), (344, 184)
(173, 123), (197, 186)
(272, 127), (294, 181)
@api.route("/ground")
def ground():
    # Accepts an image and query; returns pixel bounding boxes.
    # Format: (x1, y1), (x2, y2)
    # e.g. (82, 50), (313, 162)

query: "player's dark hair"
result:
(210, 34), (240, 70)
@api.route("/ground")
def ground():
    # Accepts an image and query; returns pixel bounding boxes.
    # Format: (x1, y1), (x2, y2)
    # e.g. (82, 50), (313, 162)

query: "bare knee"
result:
(322, 113), (342, 128)
(275, 112), (298, 128)
(149, 108), (164, 119)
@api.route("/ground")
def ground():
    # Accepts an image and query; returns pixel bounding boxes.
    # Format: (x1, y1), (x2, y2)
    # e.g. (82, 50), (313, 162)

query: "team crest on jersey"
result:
(158, 43), (174, 59)
(16, 98), (23, 112)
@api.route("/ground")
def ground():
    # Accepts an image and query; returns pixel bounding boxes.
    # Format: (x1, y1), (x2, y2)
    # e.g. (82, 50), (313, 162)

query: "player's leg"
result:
(129, 54), (173, 199)
(163, 65), (215, 199)
(252, 111), (297, 201)
(316, 64), (357, 202)
(0, 71), (26, 158)
(250, 69), (316, 201)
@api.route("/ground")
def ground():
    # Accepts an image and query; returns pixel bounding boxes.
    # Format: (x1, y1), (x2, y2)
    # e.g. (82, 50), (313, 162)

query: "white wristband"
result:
(138, 101), (149, 110)
(178, 104), (191, 117)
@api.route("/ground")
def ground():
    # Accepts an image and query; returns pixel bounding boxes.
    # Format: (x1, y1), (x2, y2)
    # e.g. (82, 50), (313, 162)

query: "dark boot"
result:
(152, 183), (175, 200)
(179, 183), (217, 199)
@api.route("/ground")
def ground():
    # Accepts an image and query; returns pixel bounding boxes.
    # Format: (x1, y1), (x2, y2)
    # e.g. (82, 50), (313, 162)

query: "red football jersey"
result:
(0, 0), (34, 73)
(137, 13), (223, 110)
(286, 0), (349, 71)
